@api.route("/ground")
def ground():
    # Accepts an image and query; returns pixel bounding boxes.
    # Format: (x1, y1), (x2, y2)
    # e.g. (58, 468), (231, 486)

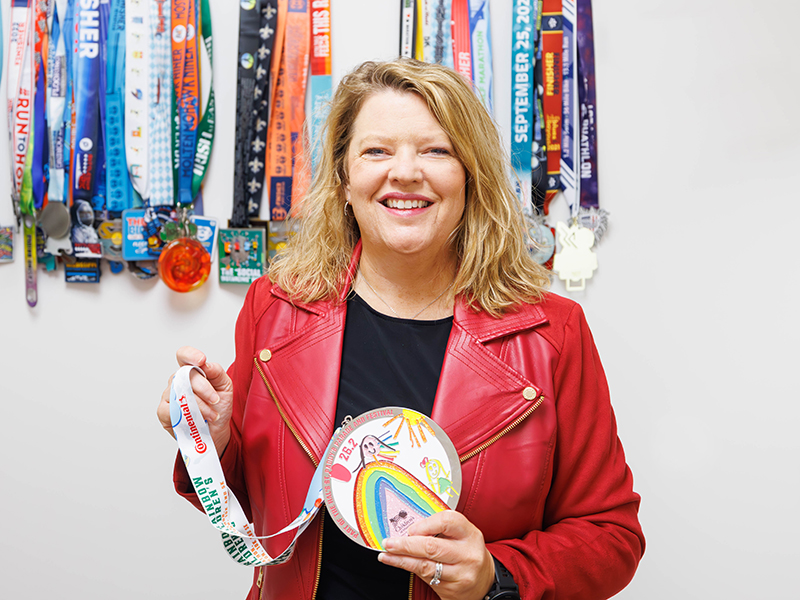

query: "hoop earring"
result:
(344, 201), (351, 217)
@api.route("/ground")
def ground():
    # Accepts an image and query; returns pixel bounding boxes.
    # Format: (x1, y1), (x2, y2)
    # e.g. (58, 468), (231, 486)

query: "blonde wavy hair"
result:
(269, 58), (550, 316)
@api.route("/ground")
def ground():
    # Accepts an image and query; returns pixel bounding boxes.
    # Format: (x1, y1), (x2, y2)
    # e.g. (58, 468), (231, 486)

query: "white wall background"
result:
(1, 1), (798, 598)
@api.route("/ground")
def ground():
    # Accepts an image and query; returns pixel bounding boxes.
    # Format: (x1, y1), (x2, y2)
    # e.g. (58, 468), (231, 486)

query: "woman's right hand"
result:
(157, 346), (234, 456)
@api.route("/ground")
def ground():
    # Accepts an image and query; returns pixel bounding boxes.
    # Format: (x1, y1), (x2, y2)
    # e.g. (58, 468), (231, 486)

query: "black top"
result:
(316, 293), (453, 600)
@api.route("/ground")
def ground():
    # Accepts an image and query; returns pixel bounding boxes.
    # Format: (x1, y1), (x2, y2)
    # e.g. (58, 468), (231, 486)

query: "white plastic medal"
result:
(322, 407), (461, 550)
(125, 0), (150, 201)
(552, 221), (597, 291)
(170, 365), (331, 567)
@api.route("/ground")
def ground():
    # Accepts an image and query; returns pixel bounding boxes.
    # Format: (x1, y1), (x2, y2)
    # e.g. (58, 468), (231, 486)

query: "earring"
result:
(344, 201), (351, 217)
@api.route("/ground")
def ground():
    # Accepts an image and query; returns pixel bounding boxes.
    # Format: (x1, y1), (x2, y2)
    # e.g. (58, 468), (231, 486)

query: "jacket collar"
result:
(270, 240), (549, 341)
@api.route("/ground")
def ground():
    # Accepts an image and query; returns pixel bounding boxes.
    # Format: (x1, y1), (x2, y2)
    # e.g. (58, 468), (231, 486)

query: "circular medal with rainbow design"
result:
(322, 407), (461, 550)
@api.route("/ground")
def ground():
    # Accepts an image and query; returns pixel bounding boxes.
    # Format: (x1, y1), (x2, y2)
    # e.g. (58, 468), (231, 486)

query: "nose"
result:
(389, 148), (422, 184)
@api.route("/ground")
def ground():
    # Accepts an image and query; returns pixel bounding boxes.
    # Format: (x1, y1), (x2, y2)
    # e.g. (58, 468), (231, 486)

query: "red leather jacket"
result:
(175, 249), (644, 600)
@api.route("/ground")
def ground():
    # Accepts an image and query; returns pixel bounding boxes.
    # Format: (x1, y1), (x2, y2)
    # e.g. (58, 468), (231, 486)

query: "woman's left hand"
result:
(378, 510), (496, 600)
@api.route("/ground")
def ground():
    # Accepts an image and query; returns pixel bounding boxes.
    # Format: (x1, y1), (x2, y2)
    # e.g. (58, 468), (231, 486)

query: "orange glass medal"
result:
(158, 217), (211, 292)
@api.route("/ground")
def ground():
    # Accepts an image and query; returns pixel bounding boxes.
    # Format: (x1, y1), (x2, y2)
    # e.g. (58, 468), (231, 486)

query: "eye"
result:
(363, 147), (387, 156)
(428, 147), (452, 156)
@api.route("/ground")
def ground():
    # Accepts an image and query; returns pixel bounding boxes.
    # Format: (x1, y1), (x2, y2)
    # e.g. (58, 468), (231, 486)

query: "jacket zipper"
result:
(254, 357), (324, 600)
(257, 567), (264, 600)
(459, 396), (544, 462)
(408, 574), (414, 600)
(311, 511), (325, 599)
(254, 357), (318, 467)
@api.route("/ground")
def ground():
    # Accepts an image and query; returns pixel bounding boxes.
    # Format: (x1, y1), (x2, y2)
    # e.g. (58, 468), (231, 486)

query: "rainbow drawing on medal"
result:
(353, 461), (448, 550)
(322, 407), (461, 549)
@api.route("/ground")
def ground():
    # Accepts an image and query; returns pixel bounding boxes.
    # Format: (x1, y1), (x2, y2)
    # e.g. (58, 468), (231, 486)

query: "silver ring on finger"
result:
(429, 561), (443, 586)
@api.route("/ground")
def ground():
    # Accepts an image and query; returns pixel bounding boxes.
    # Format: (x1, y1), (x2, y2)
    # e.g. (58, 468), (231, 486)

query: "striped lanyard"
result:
(308, 0), (331, 173)
(273, 0), (308, 221)
(541, 0), (563, 213)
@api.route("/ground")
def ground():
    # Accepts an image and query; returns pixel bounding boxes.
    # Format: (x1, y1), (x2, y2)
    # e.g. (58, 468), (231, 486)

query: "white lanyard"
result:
(125, 0), (151, 201)
(6, 0), (33, 202)
(171, 366), (330, 567)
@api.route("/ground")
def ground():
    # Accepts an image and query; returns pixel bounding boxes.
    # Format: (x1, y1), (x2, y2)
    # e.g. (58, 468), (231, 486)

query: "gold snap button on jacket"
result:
(523, 387), (537, 401)
(259, 349), (272, 362)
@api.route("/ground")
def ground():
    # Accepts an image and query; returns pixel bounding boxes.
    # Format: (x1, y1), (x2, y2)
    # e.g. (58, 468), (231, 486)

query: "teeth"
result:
(385, 199), (429, 209)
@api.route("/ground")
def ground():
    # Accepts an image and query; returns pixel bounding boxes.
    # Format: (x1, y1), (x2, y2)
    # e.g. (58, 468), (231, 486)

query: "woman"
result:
(157, 58), (644, 600)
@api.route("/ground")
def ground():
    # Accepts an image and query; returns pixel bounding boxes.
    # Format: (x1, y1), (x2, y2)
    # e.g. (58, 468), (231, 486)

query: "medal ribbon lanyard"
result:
(429, 0), (453, 68)
(292, 0), (330, 210)
(104, 0), (131, 213)
(559, 0), (578, 218)
(510, 0), (536, 215)
(148, 0), (173, 207)
(7, 0), (33, 220)
(7, 0), (36, 305)
(399, 0), (416, 59)
(47, 1), (68, 204)
(31, 0), (49, 213)
(191, 0), (216, 202)
(242, 0), (279, 222)
(541, 0), (563, 214)
(230, 0), (265, 228)
(309, 0), (331, 173)
(277, 0), (309, 220)
(468, 0), (493, 114)
(262, 0), (292, 221)
(451, 0), (471, 80)
(125, 0), (150, 203)
(72, 0), (104, 205)
(576, 0), (598, 212)
(171, 366), (337, 567)
(171, 0), (200, 207)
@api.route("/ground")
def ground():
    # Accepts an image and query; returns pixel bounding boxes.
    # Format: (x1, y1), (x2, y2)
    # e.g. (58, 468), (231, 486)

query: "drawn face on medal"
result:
(322, 408), (461, 551)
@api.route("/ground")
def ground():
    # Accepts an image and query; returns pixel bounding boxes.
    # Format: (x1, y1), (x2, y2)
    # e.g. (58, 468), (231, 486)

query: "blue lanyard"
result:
(71, 0), (102, 203)
(105, 0), (131, 213)
(510, 0), (537, 214)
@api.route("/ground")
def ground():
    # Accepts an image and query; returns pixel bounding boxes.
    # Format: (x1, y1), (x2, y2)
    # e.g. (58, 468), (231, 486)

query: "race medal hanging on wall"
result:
(322, 408), (461, 550)
(218, 0), (270, 286)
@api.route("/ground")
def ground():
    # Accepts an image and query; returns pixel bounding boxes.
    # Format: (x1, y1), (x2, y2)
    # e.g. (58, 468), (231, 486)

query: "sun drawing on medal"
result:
(383, 410), (436, 448)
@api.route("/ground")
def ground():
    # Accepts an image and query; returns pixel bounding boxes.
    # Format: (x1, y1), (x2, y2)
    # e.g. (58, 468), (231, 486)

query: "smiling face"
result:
(344, 90), (466, 266)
